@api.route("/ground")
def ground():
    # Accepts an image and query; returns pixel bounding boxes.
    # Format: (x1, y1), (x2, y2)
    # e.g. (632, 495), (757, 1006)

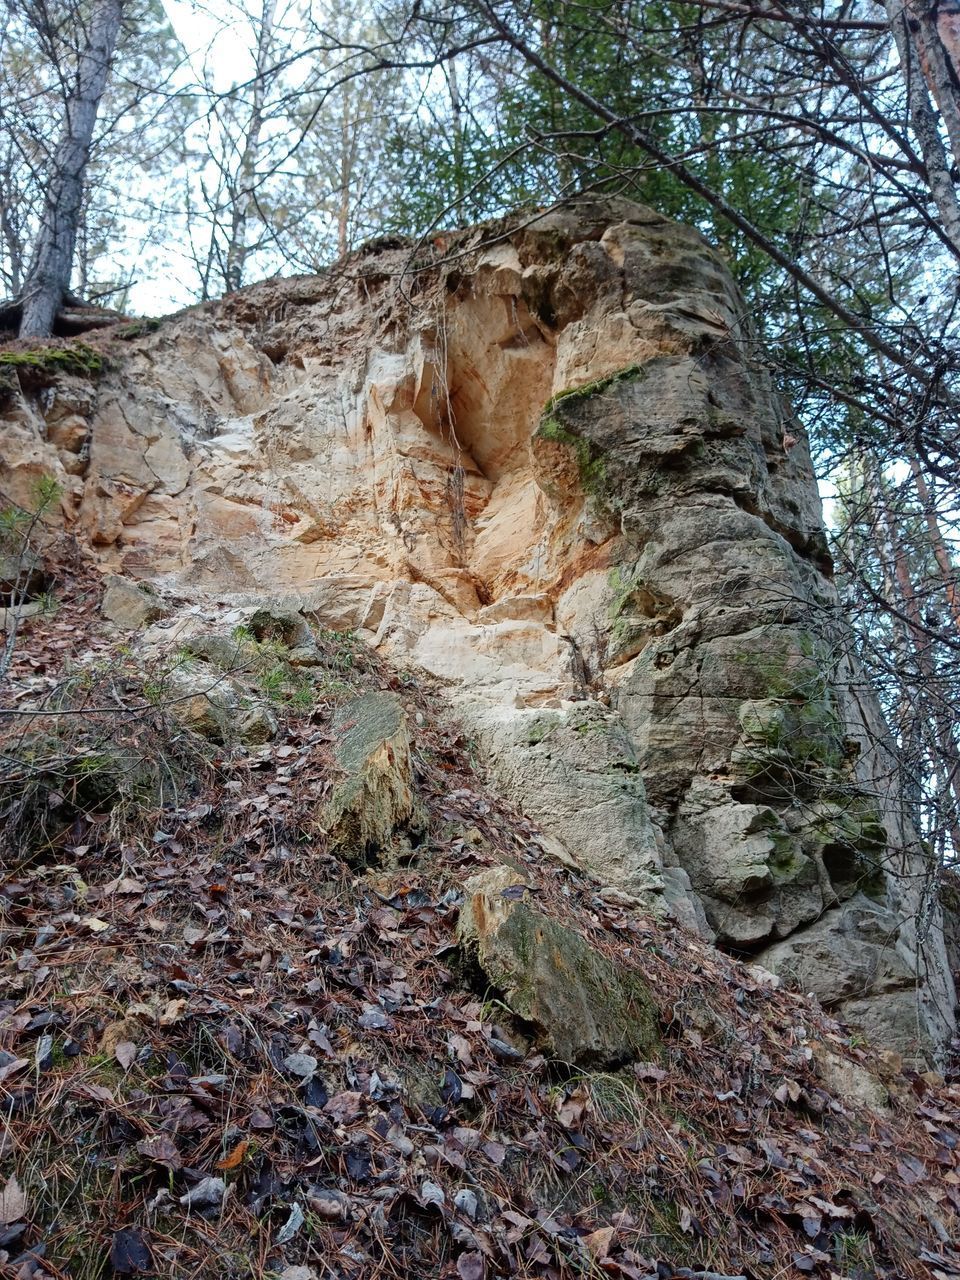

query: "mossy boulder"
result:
(0, 343), (104, 384)
(164, 666), (277, 745)
(324, 693), (414, 859)
(0, 725), (183, 854)
(0, 547), (49, 600)
(458, 864), (660, 1066)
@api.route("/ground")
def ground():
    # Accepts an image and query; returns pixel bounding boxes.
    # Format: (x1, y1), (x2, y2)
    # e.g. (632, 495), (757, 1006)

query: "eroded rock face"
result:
(2, 195), (954, 1058)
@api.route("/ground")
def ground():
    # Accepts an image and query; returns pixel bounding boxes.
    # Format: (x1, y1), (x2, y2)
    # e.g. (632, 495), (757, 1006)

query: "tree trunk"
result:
(909, 455), (960, 633)
(904, 0), (960, 171)
(870, 457), (960, 853)
(337, 84), (355, 259)
(446, 57), (466, 209)
(224, 0), (276, 294)
(18, 0), (125, 339)
(883, 0), (960, 259)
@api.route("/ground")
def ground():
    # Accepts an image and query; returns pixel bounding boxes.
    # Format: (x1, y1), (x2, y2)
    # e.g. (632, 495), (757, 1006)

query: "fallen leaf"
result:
(421, 1180), (445, 1207)
(283, 1052), (318, 1079)
(110, 1227), (152, 1274)
(325, 1090), (363, 1123)
(308, 1190), (349, 1220)
(358, 1004), (394, 1031)
(634, 1062), (667, 1082)
(457, 1252), (485, 1280)
(159, 998), (187, 1026)
(0, 1174), (27, 1225)
(179, 1176), (226, 1208)
(115, 1041), (136, 1071)
(73, 1081), (116, 1104)
(249, 1106), (274, 1130)
(276, 1202), (305, 1244)
(774, 1079), (802, 1104)
(583, 1226), (614, 1259)
(0, 1058), (29, 1085)
(447, 1035), (473, 1069)
(808, 1196), (854, 1219)
(136, 1134), (182, 1171)
(454, 1188), (479, 1219)
(112, 878), (146, 895)
(217, 1139), (249, 1170)
(556, 1085), (590, 1129)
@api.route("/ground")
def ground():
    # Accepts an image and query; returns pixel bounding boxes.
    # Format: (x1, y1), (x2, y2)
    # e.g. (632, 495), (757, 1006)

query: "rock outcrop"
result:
(1, 195), (954, 1059)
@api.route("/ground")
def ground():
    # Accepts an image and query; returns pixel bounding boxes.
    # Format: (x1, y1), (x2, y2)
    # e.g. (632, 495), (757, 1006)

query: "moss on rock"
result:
(325, 692), (415, 861)
(0, 343), (104, 380)
(458, 864), (660, 1066)
(534, 365), (645, 502)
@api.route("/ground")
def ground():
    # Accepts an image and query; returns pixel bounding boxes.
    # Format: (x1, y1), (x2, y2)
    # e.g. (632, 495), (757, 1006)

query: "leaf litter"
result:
(0, 571), (959, 1279)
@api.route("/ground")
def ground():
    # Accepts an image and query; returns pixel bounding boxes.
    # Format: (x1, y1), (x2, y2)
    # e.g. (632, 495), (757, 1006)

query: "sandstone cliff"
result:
(1, 195), (954, 1060)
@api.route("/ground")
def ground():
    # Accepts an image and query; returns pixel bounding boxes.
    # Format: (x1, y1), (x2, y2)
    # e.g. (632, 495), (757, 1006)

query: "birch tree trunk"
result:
(882, 0), (960, 259)
(18, 0), (125, 338)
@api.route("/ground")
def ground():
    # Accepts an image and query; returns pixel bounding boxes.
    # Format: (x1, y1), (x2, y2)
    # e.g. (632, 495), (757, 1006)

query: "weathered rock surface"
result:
(325, 693), (415, 858)
(1, 195), (953, 1058)
(458, 864), (660, 1065)
(164, 664), (277, 746)
(101, 574), (168, 629)
(811, 1043), (891, 1115)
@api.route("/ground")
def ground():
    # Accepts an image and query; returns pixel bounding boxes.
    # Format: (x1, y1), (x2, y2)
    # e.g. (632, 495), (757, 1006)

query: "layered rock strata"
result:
(1, 196), (954, 1057)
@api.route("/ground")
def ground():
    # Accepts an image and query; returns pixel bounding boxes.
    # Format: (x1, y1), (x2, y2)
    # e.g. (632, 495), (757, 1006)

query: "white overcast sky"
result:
(130, 1), (358, 312)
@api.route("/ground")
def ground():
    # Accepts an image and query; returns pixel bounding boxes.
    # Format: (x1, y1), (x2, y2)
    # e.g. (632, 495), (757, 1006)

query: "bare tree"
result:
(18, 0), (127, 337)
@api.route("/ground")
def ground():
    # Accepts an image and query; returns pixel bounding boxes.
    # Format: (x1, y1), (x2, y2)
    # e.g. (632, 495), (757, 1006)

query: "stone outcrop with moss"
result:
(0, 195), (952, 1060)
(458, 864), (660, 1065)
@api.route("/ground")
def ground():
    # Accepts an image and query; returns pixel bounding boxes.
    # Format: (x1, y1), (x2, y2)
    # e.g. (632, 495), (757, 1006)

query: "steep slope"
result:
(1, 195), (959, 1277)
(1, 195), (953, 1059)
(0, 577), (958, 1280)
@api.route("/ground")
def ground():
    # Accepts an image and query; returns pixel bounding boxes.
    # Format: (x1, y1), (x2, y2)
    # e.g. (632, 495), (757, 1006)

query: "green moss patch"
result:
(0, 343), (105, 396)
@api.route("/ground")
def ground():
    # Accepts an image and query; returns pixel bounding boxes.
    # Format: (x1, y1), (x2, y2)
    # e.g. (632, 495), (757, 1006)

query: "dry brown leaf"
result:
(111, 877), (146, 895)
(114, 1041), (136, 1071)
(583, 1226), (614, 1260)
(0, 1174), (27, 1225)
(0, 1057), (28, 1085)
(556, 1085), (590, 1128)
(159, 998), (187, 1026)
(136, 1133), (182, 1171)
(73, 1081), (116, 1104)
(217, 1139), (249, 1170)
(775, 1079), (802, 1104)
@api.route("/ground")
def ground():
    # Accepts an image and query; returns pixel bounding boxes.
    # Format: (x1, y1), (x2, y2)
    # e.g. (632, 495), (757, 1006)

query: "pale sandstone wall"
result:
(1, 195), (954, 1058)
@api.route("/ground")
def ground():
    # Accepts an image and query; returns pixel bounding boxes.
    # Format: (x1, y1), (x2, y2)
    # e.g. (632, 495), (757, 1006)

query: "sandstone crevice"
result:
(2, 195), (953, 1058)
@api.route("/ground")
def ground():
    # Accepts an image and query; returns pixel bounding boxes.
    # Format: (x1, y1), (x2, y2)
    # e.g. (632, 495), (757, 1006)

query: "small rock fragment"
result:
(283, 1053), (318, 1080)
(179, 1177), (226, 1209)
